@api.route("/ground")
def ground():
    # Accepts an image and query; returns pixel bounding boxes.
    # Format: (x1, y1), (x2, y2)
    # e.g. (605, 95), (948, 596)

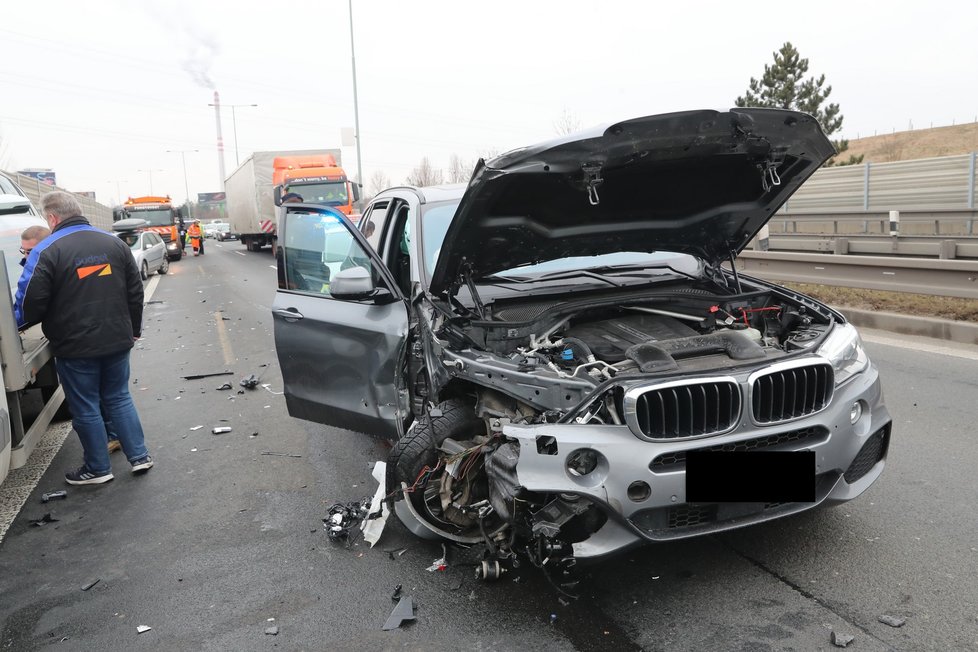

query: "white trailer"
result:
(225, 149), (341, 252)
(0, 188), (66, 485)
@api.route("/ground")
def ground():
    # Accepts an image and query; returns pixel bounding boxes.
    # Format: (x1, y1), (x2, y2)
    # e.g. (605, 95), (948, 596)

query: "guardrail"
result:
(771, 209), (978, 237)
(734, 251), (978, 300)
(758, 234), (978, 260)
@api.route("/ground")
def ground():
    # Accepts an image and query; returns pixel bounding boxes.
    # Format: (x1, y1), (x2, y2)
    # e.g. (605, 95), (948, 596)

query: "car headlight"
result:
(816, 323), (869, 386)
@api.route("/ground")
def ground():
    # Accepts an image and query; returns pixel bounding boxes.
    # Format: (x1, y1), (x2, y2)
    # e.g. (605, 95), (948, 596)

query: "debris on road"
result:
(385, 547), (408, 560)
(189, 425), (204, 431)
(81, 578), (101, 591)
(136, 625), (152, 634)
(41, 490), (67, 503)
(216, 383), (233, 391)
(250, 432), (259, 438)
(878, 614), (906, 627)
(362, 461), (390, 548)
(264, 626), (279, 636)
(261, 383), (284, 395)
(212, 427), (232, 434)
(391, 584), (402, 601)
(239, 374), (259, 389)
(382, 596), (417, 630)
(181, 371), (233, 380)
(830, 631), (854, 647)
(324, 499), (370, 545)
(261, 451), (302, 458)
(426, 545), (448, 572)
(29, 513), (59, 526)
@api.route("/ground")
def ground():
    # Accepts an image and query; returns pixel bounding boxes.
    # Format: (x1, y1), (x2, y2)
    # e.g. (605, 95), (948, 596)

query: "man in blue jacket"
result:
(15, 191), (152, 485)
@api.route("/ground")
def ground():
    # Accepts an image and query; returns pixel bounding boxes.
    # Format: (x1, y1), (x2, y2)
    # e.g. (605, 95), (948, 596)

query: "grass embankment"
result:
(783, 283), (978, 323)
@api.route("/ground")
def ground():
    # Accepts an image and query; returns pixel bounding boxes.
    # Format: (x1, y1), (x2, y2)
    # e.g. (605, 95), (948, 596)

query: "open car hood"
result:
(428, 108), (834, 296)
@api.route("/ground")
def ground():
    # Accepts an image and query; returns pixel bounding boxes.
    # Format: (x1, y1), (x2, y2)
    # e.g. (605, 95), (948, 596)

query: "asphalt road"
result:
(0, 241), (976, 651)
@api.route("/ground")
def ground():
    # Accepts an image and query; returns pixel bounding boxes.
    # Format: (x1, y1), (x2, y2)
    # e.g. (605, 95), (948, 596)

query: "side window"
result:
(384, 201), (413, 296)
(280, 209), (373, 297)
(359, 200), (389, 253)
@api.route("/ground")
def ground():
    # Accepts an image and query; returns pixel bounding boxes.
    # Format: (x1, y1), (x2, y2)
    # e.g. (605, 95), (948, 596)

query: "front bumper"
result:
(502, 363), (890, 559)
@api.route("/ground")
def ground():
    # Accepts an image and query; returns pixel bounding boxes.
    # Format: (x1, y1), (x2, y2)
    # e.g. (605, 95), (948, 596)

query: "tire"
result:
(140, 261), (148, 280)
(158, 256), (169, 275)
(386, 398), (484, 503)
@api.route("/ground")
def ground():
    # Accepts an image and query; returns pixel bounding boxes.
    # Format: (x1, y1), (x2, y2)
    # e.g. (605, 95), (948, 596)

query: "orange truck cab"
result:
(272, 155), (359, 216)
(119, 196), (183, 261)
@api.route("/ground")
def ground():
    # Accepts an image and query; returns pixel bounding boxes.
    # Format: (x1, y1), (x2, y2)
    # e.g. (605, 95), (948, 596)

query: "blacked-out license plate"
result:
(685, 451), (816, 503)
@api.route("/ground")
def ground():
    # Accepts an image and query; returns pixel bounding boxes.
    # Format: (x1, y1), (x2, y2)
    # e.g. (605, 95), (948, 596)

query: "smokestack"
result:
(213, 90), (226, 191)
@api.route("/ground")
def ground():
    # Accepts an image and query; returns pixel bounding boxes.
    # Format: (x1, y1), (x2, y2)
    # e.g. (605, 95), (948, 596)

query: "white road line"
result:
(144, 274), (161, 303)
(861, 330), (978, 362)
(234, 251), (246, 256)
(213, 311), (235, 365)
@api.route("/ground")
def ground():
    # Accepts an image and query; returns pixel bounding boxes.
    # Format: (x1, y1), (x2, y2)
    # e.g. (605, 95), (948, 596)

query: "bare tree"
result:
(405, 157), (444, 187)
(447, 154), (470, 184)
(368, 169), (391, 197)
(553, 109), (582, 136)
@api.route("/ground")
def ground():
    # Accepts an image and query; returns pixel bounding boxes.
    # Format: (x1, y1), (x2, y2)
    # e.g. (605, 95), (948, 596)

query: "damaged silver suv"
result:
(272, 108), (891, 571)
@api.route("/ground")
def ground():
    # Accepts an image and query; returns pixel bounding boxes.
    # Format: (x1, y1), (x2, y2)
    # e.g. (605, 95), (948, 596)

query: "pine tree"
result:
(736, 42), (862, 166)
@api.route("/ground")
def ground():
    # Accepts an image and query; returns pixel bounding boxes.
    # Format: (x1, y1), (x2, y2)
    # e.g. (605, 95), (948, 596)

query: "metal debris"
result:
(240, 374), (259, 389)
(261, 451), (302, 458)
(382, 596), (417, 630)
(41, 490), (67, 503)
(181, 371), (233, 380)
(189, 425), (204, 431)
(212, 427), (232, 434)
(878, 614), (906, 627)
(81, 578), (101, 591)
(830, 631), (854, 647)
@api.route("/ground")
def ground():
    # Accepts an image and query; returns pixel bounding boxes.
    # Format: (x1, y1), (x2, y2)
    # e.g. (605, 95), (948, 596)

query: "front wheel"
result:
(158, 256), (169, 275)
(387, 399), (488, 541)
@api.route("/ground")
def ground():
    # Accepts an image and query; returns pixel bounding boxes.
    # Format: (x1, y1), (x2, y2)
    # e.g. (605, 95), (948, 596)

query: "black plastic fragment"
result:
(240, 374), (259, 389)
(30, 513), (59, 526)
(81, 578), (101, 591)
(216, 383), (233, 391)
(382, 596), (417, 630)
(182, 371), (233, 380)
(391, 584), (402, 601)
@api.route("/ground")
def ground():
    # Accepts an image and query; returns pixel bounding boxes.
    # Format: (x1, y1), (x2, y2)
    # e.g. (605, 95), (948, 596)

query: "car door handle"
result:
(272, 308), (304, 321)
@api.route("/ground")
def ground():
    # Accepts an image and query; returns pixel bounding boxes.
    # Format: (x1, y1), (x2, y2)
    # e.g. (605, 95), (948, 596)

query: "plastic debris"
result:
(830, 631), (854, 647)
(361, 461), (390, 548)
(426, 557), (448, 572)
(324, 499), (370, 545)
(386, 547), (408, 560)
(216, 383), (233, 391)
(264, 626), (279, 636)
(182, 371), (232, 380)
(41, 490), (67, 503)
(261, 451), (302, 458)
(189, 425), (204, 431)
(391, 584), (402, 601)
(240, 374), (259, 389)
(878, 614), (906, 627)
(136, 625), (152, 634)
(81, 578), (101, 591)
(212, 427), (232, 434)
(382, 596), (417, 630)
(30, 513), (59, 526)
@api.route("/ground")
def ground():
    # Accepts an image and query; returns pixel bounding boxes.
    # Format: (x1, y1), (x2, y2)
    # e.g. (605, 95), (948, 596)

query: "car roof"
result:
(379, 183), (466, 204)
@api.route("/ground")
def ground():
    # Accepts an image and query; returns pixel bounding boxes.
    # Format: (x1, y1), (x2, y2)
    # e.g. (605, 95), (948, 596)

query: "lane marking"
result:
(234, 251), (246, 257)
(861, 331), (978, 362)
(213, 310), (235, 366)
(269, 265), (277, 271)
(144, 274), (161, 303)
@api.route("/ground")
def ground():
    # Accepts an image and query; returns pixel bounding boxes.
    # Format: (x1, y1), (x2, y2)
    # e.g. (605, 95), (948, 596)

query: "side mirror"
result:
(351, 182), (361, 203)
(330, 266), (375, 300)
(0, 196), (32, 215)
(273, 185), (283, 207)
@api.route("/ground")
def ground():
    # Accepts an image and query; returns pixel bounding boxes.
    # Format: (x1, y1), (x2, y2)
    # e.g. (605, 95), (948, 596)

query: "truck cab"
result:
(272, 155), (360, 217)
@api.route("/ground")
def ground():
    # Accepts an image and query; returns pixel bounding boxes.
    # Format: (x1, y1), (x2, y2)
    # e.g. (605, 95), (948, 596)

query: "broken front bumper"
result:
(502, 363), (890, 560)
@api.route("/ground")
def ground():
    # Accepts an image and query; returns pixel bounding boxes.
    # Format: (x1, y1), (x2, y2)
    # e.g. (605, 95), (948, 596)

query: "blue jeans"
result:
(56, 350), (148, 473)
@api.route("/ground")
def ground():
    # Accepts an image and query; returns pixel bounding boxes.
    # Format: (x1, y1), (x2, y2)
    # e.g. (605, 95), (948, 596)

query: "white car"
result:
(113, 219), (169, 279)
(0, 171), (46, 294)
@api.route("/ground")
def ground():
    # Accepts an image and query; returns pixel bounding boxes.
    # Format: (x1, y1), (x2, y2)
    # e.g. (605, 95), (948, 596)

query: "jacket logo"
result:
(77, 264), (113, 279)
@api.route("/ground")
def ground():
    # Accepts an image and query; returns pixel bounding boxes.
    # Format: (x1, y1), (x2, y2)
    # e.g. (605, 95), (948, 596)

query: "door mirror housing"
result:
(330, 266), (376, 300)
(273, 185), (283, 207)
(351, 182), (361, 203)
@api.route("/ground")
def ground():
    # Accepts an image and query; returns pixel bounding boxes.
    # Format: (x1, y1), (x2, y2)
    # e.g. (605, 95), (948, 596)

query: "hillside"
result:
(840, 122), (978, 163)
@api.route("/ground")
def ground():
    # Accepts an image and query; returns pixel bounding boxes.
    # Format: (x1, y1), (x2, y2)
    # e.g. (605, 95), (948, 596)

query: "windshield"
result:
(284, 181), (348, 206)
(127, 208), (173, 226)
(116, 232), (140, 249)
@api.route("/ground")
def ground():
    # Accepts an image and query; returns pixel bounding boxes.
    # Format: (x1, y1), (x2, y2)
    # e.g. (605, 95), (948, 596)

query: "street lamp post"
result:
(208, 102), (258, 167)
(108, 179), (127, 205)
(167, 149), (198, 217)
(136, 169), (164, 195)
(348, 0), (364, 208)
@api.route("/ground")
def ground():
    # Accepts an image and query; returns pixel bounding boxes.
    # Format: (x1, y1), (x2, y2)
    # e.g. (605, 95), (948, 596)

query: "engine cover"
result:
(563, 314), (698, 363)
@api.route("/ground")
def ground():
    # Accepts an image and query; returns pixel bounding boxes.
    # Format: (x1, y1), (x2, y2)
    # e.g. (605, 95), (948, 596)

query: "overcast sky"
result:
(1, 0), (976, 205)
